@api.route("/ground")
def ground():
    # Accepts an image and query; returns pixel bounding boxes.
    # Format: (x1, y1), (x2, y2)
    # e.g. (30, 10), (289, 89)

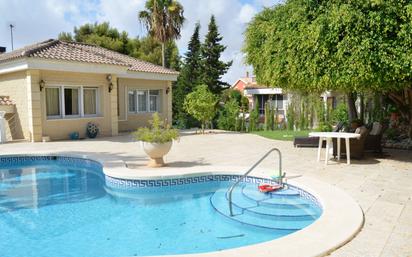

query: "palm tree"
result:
(139, 0), (185, 67)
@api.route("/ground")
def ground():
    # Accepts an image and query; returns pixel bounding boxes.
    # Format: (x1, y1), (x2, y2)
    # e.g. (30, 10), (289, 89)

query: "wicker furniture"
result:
(293, 122), (344, 148)
(332, 127), (370, 160)
(364, 122), (386, 153)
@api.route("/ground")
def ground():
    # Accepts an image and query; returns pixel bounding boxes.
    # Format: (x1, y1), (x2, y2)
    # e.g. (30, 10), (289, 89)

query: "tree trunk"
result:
(408, 89), (412, 139)
(387, 88), (412, 139)
(347, 92), (358, 122)
(161, 42), (165, 67)
(359, 94), (364, 123)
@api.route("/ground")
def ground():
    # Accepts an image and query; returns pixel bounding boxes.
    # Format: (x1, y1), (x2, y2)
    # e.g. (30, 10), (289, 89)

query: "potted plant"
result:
(134, 113), (179, 167)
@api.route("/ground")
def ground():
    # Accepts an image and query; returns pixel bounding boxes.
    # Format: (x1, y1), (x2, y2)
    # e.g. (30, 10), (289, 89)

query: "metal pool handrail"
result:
(227, 148), (285, 216)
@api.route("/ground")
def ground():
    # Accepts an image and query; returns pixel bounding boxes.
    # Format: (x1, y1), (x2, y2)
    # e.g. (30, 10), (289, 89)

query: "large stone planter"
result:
(141, 141), (173, 167)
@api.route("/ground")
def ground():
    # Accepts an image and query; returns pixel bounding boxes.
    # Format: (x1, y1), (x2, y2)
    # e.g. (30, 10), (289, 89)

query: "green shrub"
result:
(249, 98), (260, 131)
(184, 85), (218, 133)
(286, 102), (295, 130)
(331, 103), (348, 126)
(134, 113), (179, 143)
(217, 99), (239, 131)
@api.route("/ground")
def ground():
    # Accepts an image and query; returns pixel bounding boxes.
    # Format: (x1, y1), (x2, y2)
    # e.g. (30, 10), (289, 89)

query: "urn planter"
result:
(141, 141), (173, 167)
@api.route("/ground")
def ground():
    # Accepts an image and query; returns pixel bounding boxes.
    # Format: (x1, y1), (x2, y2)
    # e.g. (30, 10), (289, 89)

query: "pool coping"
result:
(0, 153), (364, 257)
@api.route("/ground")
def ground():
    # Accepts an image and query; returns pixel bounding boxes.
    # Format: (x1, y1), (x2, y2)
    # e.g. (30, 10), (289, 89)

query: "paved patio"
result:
(1, 131), (411, 257)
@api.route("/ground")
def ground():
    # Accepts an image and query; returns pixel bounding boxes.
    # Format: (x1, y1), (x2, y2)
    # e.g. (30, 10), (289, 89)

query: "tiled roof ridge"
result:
(66, 40), (178, 74)
(0, 39), (179, 75)
(60, 41), (129, 67)
(22, 39), (59, 57)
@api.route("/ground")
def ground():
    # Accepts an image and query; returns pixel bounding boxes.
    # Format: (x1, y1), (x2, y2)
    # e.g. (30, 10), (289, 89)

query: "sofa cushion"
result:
(370, 122), (382, 136)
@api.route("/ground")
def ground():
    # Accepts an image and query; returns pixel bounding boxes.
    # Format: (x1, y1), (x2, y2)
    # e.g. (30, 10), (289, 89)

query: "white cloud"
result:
(97, 0), (146, 37)
(238, 4), (257, 24)
(0, 0), (270, 84)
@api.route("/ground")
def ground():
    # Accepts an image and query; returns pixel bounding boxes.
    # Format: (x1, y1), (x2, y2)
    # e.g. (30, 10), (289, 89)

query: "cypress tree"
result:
(173, 23), (202, 127)
(201, 16), (232, 95)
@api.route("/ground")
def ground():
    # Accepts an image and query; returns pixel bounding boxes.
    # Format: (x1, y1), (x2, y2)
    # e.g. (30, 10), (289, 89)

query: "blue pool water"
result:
(0, 156), (322, 257)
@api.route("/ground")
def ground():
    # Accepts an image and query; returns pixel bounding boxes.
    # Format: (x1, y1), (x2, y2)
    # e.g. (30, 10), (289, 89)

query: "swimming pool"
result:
(0, 156), (322, 257)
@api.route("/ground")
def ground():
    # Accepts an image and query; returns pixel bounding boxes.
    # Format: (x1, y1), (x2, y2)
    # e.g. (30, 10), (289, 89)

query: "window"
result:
(46, 86), (99, 119)
(275, 95), (283, 109)
(137, 90), (148, 112)
(83, 88), (98, 115)
(128, 89), (161, 113)
(46, 88), (60, 117)
(64, 88), (79, 116)
(128, 91), (136, 112)
(149, 90), (159, 112)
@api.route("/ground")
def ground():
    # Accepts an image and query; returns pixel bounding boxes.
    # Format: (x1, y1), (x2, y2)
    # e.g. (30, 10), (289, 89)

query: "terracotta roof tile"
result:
(0, 39), (178, 75)
(0, 96), (14, 106)
(239, 76), (269, 89)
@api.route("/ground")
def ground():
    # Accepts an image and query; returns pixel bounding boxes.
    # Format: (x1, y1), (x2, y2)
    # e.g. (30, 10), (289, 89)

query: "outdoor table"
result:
(309, 132), (361, 165)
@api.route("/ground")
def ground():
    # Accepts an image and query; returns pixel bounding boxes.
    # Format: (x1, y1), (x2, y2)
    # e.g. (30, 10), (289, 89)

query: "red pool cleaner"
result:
(258, 184), (282, 193)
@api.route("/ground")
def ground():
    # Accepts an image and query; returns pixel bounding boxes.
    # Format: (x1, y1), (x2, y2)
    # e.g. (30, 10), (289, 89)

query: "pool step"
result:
(210, 185), (320, 230)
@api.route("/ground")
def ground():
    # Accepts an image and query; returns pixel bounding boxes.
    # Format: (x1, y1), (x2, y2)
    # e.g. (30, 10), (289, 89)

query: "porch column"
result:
(26, 70), (43, 142)
(167, 81), (172, 124)
(110, 75), (119, 136)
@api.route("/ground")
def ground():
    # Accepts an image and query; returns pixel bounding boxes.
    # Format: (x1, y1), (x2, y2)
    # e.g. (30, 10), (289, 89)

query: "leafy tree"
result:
(286, 102), (295, 131)
(249, 98), (260, 131)
(131, 36), (180, 69)
(58, 22), (180, 69)
(183, 85), (218, 133)
(217, 98), (240, 131)
(331, 103), (349, 127)
(244, 0), (412, 137)
(58, 32), (73, 41)
(173, 23), (202, 127)
(201, 15), (232, 95)
(139, 0), (185, 67)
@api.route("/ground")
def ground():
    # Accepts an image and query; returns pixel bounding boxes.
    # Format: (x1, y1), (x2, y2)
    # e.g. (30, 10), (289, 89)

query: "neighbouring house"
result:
(231, 73), (289, 122)
(0, 39), (178, 142)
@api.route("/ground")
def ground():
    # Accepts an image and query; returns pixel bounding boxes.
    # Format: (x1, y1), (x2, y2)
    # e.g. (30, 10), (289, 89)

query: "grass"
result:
(252, 130), (311, 141)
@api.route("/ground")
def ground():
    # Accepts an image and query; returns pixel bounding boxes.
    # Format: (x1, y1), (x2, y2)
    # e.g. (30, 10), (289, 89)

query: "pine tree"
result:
(173, 23), (202, 127)
(201, 16), (232, 95)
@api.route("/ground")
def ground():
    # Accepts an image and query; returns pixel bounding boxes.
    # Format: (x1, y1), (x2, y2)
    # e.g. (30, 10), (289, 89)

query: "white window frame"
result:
(136, 89), (148, 113)
(128, 89), (161, 114)
(46, 85), (100, 120)
(149, 90), (160, 113)
(83, 87), (100, 117)
(45, 86), (62, 119)
(62, 86), (81, 118)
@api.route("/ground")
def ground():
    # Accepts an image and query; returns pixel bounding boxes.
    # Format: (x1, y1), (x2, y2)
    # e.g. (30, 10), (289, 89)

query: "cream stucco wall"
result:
(118, 78), (172, 132)
(0, 71), (29, 140)
(40, 70), (117, 141)
(0, 68), (173, 142)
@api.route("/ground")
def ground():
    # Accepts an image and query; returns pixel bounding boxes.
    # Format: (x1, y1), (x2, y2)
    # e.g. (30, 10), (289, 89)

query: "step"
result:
(227, 186), (259, 209)
(224, 185), (314, 210)
(241, 184), (300, 202)
(214, 188), (320, 219)
(245, 204), (321, 219)
(210, 189), (318, 230)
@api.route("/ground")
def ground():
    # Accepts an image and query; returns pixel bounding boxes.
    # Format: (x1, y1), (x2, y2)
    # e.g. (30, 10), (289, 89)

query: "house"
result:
(0, 39), (178, 142)
(231, 73), (289, 121)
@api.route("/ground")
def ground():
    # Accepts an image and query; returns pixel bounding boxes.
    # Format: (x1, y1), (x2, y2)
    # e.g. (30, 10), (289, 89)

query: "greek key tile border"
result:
(0, 155), (102, 171)
(105, 175), (322, 209)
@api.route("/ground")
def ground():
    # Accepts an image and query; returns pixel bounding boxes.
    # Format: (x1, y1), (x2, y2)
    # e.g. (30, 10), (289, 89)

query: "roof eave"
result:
(118, 70), (178, 81)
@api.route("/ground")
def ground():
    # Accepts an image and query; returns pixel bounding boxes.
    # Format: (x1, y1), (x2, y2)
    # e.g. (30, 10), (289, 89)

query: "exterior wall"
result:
(232, 80), (246, 92)
(27, 70), (43, 142)
(40, 70), (117, 141)
(118, 78), (170, 132)
(0, 71), (29, 140)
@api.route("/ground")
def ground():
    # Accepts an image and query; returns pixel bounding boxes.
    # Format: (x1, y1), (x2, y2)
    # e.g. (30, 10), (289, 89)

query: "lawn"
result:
(252, 130), (311, 141)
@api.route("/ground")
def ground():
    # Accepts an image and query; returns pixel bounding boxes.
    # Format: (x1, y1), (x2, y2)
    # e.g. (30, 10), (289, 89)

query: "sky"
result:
(0, 0), (281, 84)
